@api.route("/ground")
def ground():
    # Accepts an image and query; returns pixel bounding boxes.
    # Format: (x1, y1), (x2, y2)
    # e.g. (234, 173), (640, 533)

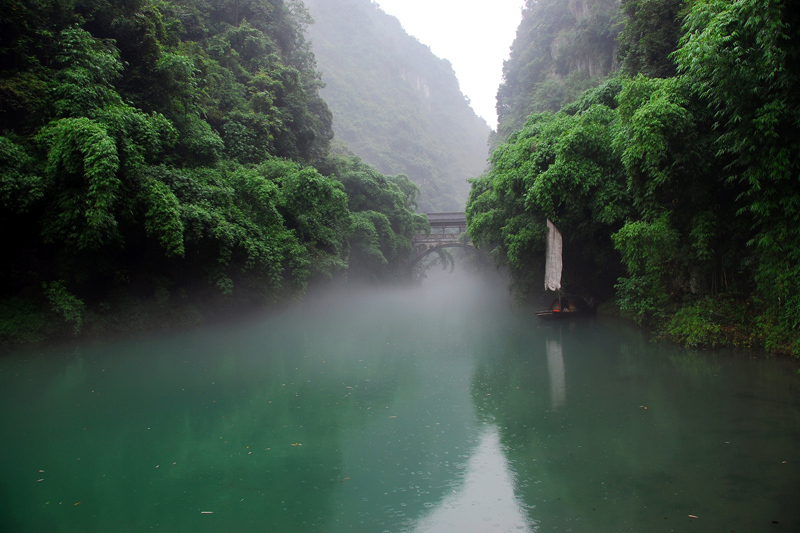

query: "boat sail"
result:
(544, 219), (562, 292)
(536, 219), (593, 319)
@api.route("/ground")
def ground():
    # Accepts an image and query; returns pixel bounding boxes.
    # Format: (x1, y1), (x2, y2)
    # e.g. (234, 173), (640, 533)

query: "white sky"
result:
(374, 0), (525, 129)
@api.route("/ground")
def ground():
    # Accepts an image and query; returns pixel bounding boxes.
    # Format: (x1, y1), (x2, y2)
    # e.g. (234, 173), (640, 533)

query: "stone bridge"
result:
(411, 212), (480, 264)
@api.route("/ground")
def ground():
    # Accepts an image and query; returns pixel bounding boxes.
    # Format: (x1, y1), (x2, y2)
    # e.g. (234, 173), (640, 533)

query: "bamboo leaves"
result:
(139, 171), (185, 258)
(38, 117), (121, 250)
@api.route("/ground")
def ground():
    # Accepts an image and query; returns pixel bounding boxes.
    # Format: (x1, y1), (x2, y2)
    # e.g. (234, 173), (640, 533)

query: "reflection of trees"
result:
(469, 319), (800, 531)
(3, 301), (426, 532)
(319, 282), (506, 532)
(3, 281), (517, 532)
(9, 291), (799, 532)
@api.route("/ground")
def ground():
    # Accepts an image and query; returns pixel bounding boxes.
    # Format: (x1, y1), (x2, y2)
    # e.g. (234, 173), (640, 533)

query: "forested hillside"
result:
(303, 0), (491, 212)
(468, 0), (800, 355)
(496, 0), (623, 141)
(0, 0), (428, 345)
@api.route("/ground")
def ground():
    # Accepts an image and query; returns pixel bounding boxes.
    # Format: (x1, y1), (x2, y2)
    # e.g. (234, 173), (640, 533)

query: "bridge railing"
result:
(413, 233), (464, 243)
(412, 212), (470, 245)
(424, 212), (468, 225)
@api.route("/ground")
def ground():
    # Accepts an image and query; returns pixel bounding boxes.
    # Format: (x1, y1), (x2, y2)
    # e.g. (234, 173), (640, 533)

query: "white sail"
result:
(545, 219), (562, 291)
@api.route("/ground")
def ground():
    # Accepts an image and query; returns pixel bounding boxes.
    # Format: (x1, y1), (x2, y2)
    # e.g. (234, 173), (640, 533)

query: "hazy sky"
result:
(375, 0), (526, 129)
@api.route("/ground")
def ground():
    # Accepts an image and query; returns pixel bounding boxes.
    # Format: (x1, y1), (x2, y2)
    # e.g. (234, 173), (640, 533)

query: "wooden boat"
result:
(535, 295), (594, 320)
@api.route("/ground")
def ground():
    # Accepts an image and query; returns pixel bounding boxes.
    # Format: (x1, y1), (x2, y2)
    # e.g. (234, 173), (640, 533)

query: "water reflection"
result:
(545, 337), (565, 410)
(2, 276), (800, 532)
(413, 425), (536, 532)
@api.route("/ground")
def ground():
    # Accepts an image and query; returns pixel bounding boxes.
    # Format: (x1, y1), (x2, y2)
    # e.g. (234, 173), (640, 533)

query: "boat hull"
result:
(535, 296), (595, 320)
(535, 310), (589, 320)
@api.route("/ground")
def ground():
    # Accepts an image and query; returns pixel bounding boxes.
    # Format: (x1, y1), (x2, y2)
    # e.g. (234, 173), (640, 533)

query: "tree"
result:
(676, 0), (800, 331)
(468, 96), (630, 300)
(496, 0), (623, 140)
(617, 0), (686, 78)
(328, 156), (428, 279)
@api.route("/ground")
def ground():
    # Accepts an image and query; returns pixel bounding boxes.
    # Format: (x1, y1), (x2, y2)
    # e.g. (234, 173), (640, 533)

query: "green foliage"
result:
(178, 115), (226, 165)
(165, 162), (308, 297)
(618, 0), (686, 77)
(0, 136), (45, 214)
(37, 117), (122, 250)
(327, 156), (428, 279)
(611, 73), (750, 303)
(93, 105), (178, 172)
(471, 71), (740, 319)
(612, 216), (678, 324)
(465, 172), (526, 278)
(613, 216), (678, 278)
(613, 76), (695, 219)
(138, 172), (185, 257)
(613, 275), (669, 326)
(676, 0), (800, 331)
(51, 27), (125, 117)
(0, 0), (432, 345)
(42, 280), (86, 333)
(561, 74), (623, 115)
(153, 51), (202, 111)
(470, 0), (798, 355)
(265, 159), (351, 279)
(467, 104), (629, 300)
(666, 296), (748, 349)
(496, 0), (623, 140)
(660, 295), (800, 355)
(758, 312), (800, 357)
(0, 296), (52, 347)
(350, 211), (389, 270)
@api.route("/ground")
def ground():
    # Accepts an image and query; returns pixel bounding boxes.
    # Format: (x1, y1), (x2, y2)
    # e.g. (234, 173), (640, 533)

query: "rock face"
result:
(496, 0), (622, 140)
(303, 0), (491, 212)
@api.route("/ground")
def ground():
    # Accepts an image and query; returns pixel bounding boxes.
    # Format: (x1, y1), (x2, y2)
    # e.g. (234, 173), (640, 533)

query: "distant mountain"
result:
(303, 0), (491, 212)
(496, 0), (623, 140)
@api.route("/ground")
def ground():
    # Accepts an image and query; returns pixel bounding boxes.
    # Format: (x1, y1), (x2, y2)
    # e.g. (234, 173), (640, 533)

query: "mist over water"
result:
(2, 268), (799, 532)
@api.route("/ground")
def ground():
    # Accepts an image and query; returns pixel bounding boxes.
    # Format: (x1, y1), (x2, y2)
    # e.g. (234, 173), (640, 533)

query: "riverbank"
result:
(0, 288), (290, 354)
(0, 275), (422, 354)
(602, 294), (800, 358)
(4, 281), (799, 360)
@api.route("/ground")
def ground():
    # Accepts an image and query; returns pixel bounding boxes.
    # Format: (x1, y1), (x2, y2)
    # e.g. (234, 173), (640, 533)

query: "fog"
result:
(4, 259), (800, 532)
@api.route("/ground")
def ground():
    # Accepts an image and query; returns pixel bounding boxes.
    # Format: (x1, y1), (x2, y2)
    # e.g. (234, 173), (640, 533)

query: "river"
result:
(1, 271), (799, 532)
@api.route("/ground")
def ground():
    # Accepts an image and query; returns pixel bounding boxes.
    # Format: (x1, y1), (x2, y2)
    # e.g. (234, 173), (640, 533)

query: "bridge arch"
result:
(409, 242), (485, 267)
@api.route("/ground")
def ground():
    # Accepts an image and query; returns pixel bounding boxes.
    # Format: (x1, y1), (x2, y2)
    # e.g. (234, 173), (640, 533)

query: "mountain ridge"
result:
(304, 0), (491, 212)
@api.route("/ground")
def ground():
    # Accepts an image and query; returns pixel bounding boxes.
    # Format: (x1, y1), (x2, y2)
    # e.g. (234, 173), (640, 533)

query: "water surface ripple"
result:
(2, 274), (799, 532)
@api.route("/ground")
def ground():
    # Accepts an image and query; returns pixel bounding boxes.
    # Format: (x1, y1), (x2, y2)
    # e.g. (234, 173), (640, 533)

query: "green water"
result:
(2, 275), (799, 532)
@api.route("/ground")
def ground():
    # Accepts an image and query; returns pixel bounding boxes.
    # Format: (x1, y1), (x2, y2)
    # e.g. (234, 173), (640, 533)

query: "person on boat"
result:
(552, 298), (576, 313)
